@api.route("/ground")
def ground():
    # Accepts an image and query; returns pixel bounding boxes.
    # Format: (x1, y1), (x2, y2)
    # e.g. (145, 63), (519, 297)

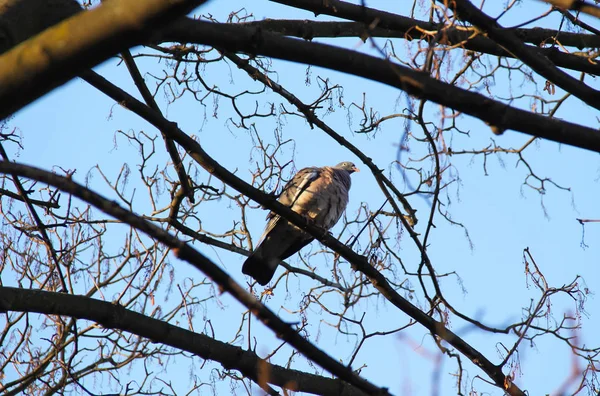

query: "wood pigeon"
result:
(243, 161), (359, 285)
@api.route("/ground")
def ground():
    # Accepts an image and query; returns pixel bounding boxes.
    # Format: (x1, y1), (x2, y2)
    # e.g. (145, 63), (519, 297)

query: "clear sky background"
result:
(3, 0), (600, 395)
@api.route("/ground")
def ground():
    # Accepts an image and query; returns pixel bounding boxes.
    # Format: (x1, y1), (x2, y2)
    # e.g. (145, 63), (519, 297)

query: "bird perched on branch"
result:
(243, 161), (359, 285)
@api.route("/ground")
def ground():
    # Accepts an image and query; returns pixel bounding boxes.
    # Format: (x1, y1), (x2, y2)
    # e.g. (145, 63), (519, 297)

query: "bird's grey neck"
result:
(334, 170), (351, 190)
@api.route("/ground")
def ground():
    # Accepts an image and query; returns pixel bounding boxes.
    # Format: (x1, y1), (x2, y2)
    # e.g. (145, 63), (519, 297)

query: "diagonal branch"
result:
(158, 191), (347, 290)
(120, 50), (195, 203)
(159, 186), (344, 289)
(438, 0), (600, 110)
(0, 143), (68, 292)
(73, 72), (525, 395)
(221, 50), (416, 225)
(0, 286), (367, 396)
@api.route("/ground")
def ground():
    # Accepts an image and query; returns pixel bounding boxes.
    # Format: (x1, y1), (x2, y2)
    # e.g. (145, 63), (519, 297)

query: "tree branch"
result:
(543, 0), (600, 18)
(272, 0), (600, 110)
(120, 50), (195, 203)
(2, 2), (599, 151)
(0, 286), (367, 396)
(59, 73), (526, 395)
(0, 187), (59, 208)
(438, 0), (600, 110)
(221, 50), (417, 225)
(0, 142), (68, 292)
(160, 21), (600, 153)
(249, 11), (600, 75)
(0, 161), (391, 396)
(0, 0), (209, 120)
(0, 0), (81, 50)
(270, 0), (600, 50)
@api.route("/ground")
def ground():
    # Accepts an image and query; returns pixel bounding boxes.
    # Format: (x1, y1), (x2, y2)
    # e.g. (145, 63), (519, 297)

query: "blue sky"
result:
(3, 0), (600, 395)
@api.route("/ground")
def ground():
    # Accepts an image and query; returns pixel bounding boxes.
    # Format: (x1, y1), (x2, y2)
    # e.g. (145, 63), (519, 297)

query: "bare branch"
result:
(437, 0), (600, 110)
(0, 187), (59, 208)
(59, 73), (526, 395)
(120, 50), (195, 203)
(0, 160), (391, 396)
(160, 21), (600, 153)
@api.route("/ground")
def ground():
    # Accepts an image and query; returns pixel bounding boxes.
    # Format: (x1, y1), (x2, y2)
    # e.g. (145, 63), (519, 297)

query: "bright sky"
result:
(4, 0), (600, 395)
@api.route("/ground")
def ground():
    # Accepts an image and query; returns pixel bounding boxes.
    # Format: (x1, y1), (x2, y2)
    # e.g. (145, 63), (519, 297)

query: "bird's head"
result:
(335, 161), (360, 174)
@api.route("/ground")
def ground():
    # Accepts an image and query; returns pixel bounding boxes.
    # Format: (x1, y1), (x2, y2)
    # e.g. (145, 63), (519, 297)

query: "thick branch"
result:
(2, 2), (599, 149)
(271, 0), (600, 110)
(160, 21), (600, 153)
(0, 0), (208, 120)
(239, 19), (600, 75)
(270, 0), (600, 50)
(0, 287), (366, 396)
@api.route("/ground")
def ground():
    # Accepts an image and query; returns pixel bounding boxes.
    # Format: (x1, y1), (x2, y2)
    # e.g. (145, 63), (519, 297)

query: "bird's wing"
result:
(261, 166), (351, 258)
(259, 167), (321, 241)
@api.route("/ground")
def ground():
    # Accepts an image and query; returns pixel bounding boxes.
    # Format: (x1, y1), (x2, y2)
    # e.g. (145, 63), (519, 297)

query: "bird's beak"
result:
(353, 166), (360, 173)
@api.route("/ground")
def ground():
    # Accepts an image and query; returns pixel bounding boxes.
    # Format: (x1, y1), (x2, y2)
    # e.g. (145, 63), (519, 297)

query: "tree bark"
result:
(0, 0), (81, 53)
(0, 0), (207, 119)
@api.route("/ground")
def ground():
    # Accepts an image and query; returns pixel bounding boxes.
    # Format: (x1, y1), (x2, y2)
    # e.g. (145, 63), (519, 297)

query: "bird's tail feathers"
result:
(242, 249), (278, 286)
